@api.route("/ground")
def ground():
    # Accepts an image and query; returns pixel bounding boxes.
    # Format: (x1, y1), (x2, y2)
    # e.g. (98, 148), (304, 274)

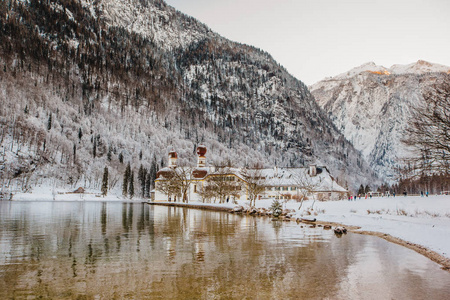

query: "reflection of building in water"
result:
(154, 146), (348, 202)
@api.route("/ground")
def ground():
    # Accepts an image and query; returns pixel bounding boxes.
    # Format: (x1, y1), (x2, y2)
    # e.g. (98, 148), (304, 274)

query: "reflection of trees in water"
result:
(1, 203), (450, 299)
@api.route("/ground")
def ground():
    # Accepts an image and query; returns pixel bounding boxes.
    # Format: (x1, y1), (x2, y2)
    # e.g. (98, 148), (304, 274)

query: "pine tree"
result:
(107, 145), (112, 161)
(123, 163), (131, 197)
(93, 138), (97, 158)
(119, 152), (124, 164)
(138, 164), (146, 198)
(364, 184), (371, 194)
(270, 199), (282, 218)
(101, 167), (109, 196)
(47, 114), (52, 131)
(78, 128), (83, 140)
(145, 170), (152, 198)
(358, 184), (365, 195)
(150, 155), (159, 190)
(129, 170), (135, 199)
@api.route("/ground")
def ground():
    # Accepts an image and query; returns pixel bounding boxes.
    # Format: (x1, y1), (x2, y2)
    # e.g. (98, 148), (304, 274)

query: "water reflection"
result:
(0, 201), (449, 299)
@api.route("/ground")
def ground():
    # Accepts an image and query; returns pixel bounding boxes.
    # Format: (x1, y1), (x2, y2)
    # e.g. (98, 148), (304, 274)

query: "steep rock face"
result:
(0, 0), (375, 193)
(311, 61), (450, 181)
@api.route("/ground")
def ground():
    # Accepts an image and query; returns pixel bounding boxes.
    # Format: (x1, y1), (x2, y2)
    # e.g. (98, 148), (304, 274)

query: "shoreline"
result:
(149, 201), (450, 271)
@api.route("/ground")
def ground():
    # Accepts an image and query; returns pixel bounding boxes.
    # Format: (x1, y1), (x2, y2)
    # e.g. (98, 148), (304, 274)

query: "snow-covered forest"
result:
(0, 0), (377, 197)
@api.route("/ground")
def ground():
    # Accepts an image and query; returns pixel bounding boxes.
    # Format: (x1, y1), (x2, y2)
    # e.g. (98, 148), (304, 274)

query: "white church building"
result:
(153, 146), (348, 203)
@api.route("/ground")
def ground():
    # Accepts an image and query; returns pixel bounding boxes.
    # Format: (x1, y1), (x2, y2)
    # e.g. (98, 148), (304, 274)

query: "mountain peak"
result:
(390, 60), (450, 75)
(333, 62), (389, 80)
(331, 60), (450, 81)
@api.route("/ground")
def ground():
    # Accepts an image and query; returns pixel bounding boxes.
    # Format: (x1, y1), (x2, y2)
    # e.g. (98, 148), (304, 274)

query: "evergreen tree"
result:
(138, 164), (146, 198)
(93, 138), (97, 158)
(122, 162), (131, 197)
(78, 128), (83, 140)
(119, 152), (124, 164)
(357, 184), (365, 195)
(364, 184), (371, 194)
(150, 155), (159, 189)
(107, 145), (112, 161)
(101, 167), (109, 196)
(24, 105), (29, 114)
(145, 170), (152, 198)
(129, 170), (135, 199)
(73, 144), (76, 162)
(47, 114), (52, 131)
(270, 199), (282, 218)
(139, 150), (143, 160)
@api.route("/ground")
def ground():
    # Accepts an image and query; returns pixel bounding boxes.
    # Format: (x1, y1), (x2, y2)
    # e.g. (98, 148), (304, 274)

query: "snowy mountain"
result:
(310, 60), (450, 181)
(0, 0), (376, 196)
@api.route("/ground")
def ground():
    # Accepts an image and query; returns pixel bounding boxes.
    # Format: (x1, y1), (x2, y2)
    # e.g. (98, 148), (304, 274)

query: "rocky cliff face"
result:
(310, 61), (450, 181)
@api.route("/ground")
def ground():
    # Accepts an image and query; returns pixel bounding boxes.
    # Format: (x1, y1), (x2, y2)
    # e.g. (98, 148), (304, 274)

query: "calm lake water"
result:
(0, 201), (449, 299)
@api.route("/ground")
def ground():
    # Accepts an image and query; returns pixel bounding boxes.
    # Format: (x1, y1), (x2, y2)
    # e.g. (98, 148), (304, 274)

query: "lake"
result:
(0, 201), (449, 299)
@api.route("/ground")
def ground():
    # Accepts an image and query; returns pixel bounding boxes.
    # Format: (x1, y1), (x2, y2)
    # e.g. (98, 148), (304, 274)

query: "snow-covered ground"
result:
(8, 185), (140, 202)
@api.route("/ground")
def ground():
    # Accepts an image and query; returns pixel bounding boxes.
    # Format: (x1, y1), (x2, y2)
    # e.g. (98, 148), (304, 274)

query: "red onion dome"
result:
(196, 145), (207, 156)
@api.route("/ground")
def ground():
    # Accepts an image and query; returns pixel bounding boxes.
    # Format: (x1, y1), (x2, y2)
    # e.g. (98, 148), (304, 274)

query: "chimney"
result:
(168, 151), (177, 168)
(196, 145), (207, 167)
(309, 165), (317, 177)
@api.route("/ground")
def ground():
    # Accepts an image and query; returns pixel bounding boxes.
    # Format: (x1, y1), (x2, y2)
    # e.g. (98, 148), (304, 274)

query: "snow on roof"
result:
(258, 167), (347, 192)
(156, 166), (347, 192)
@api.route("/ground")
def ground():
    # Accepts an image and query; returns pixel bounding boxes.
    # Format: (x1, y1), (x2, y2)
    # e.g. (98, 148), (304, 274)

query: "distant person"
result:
(421, 191), (424, 197)
(426, 191), (429, 197)
(393, 192), (396, 197)
(403, 191), (407, 197)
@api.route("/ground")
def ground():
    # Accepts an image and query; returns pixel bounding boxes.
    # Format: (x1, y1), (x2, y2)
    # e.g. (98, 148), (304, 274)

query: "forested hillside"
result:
(0, 0), (377, 196)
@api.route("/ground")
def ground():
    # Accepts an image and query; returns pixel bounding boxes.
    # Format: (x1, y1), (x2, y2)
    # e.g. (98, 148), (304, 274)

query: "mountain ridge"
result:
(319, 60), (450, 82)
(0, 0), (377, 195)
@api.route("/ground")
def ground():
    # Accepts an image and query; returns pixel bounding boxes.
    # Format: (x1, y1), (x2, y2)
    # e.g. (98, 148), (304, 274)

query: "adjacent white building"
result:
(154, 146), (348, 202)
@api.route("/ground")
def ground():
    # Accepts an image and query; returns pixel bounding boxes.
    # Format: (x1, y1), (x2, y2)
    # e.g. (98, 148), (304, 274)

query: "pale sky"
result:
(164, 0), (450, 85)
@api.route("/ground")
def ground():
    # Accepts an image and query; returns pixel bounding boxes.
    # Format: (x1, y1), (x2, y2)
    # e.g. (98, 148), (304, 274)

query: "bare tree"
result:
(155, 167), (194, 203)
(293, 171), (319, 211)
(200, 166), (242, 203)
(402, 75), (450, 177)
(241, 167), (266, 207)
(172, 167), (194, 203)
(155, 169), (178, 201)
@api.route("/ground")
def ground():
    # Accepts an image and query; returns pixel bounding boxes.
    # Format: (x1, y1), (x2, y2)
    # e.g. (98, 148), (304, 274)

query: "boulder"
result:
(232, 206), (244, 213)
(334, 227), (347, 234)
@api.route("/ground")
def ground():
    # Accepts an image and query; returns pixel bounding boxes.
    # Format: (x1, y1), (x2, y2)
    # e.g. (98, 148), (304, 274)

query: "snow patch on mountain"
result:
(80, 0), (214, 50)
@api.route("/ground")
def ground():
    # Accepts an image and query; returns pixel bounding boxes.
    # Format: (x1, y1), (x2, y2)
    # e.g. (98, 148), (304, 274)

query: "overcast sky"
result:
(164, 0), (450, 85)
